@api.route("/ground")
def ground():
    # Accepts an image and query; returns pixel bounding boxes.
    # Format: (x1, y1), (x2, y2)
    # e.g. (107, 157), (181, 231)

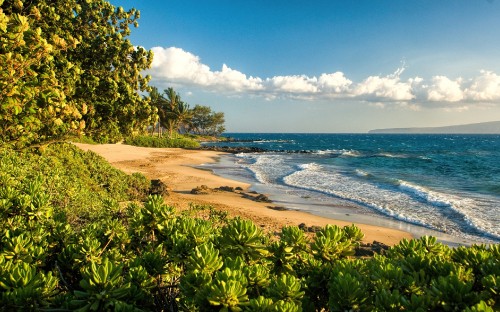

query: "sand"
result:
(74, 143), (413, 245)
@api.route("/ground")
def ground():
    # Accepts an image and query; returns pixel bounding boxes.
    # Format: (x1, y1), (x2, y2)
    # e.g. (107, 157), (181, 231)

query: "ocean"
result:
(201, 133), (500, 244)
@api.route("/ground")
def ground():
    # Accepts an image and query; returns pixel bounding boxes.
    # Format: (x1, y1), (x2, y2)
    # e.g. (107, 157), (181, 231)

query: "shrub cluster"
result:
(0, 144), (498, 311)
(124, 135), (200, 149)
(0, 143), (150, 225)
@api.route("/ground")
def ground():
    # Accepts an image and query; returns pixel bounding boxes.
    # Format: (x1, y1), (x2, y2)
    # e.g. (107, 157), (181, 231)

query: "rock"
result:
(371, 240), (389, 254)
(197, 146), (268, 153)
(235, 186), (244, 191)
(308, 225), (322, 233)
(354, 241), (389, 257)
(216, 186), (235, 192)
(191, 185), (212, 195)
(268, 205), (287, 211)
(255, 194), (272, 203)
(355, 247), (375, 257)
(149, 179), (169, 196)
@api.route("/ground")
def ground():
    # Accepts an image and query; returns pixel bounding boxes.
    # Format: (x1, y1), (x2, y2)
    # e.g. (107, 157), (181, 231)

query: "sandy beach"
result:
(74, 143), (413, 245)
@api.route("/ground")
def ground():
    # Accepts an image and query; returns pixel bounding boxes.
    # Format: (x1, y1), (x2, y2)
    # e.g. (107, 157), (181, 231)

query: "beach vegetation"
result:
(0, 0), (155, 149)
(149, 87), (193, 139)
(0, 0), (498, 310)
(188, 104), (226, 137)
(148, 87), (226, 138)
(123, 134), (200, 148)
(0, 143), (499, 311)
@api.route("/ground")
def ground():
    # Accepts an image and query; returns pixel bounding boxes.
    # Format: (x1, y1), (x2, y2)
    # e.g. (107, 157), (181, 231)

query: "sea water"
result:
(202, 134), (500, 243)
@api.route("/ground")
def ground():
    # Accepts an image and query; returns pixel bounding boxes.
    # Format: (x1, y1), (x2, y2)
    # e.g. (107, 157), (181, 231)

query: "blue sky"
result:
(111, 0), (500, 132)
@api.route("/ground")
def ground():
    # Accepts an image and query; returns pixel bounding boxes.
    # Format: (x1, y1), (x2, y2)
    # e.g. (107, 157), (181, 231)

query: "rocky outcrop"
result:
(196, 146), (267, 153)
(149, 179), (170, 196)
(190, 185), (273, 205)
(354, 241), (389, 257)
(190, 185), (212, 195)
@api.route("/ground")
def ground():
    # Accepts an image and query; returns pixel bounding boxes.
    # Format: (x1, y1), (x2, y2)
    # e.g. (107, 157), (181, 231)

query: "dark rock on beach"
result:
(149, 179), (169, 196)
(197, 146), (267, 153)
(355, 241), (389, 257)
(215, 186), (235, 192)
(240, 191), (273, 203)
(191, 185), (212, 195)
(298, 223), (322, 233)
(268, 205), (287, 211)
(191, 185), (243, 194)
(254, 194), (272, 203)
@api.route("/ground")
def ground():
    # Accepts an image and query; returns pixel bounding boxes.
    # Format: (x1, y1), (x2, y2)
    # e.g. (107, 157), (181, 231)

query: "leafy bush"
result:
(0, 143), (149, 226)
(124, 135), (200, 148)
(0, 144), (499, 311)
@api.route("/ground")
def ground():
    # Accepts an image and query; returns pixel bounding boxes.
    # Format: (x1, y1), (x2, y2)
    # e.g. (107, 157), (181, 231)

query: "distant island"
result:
(369, 121), (500, 134)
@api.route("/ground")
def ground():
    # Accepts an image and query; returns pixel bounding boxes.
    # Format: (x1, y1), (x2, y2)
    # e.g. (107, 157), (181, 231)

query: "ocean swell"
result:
(281, 162), (499, 241)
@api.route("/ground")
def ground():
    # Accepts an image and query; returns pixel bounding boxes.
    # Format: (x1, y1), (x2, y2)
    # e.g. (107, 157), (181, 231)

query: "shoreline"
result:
(75, 143), (419, 245)
(205, 153), (478, 246)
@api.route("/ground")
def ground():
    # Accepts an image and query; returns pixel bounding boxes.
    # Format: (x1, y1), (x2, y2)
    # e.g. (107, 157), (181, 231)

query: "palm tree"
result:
(149, 86), (167, 136)
(164, 87), (182, 138)
(175, 101), (193, 134)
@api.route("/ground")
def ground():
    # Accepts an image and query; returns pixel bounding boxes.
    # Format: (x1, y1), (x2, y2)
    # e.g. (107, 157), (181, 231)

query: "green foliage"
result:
(188, 243), (224, 274)
(0, 143), (149, 226)
(207, 268), (250, 311)
(311, 224), (357, 261)
(0, 256), (59, 310)
(188, 104), (226, 136)
(0, 0), (155, 148)
(0, 144), (499, 311)
(328, 260), (369, 311)
(149, 87), (193, 138)
(72, 258), (133, 311)
(124, 134), (200, 148)
(218, 218), (269, 262)
(148, 87), (226, 138)
(267, 274), (304, 306)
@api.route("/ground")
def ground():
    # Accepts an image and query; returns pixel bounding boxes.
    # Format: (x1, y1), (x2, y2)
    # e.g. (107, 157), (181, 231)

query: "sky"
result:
(111, 0), (500, 133)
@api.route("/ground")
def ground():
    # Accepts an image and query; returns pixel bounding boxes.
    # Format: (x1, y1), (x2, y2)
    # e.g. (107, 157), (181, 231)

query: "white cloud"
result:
(427, 76), (464, 102)
(150, 47), (210, 83)
(318, 72), (352, 93)
(354, 70), (415, 101)
(147, 46), (500, 108)
(267, 75), (318, 93)
(465, 70), (500, 101)
(149, 47), (263, 92)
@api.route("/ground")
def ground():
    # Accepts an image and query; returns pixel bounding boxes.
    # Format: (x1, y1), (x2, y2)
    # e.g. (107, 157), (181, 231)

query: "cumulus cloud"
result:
(147, 46), (500, 108)
(267, 75), (318, 93)
(427, 76), (464, 102)
(149, 47), (263, 92)
(318, 72), (352, 93)
(353, 69), (415, 101)
(465, 70), (500, 101)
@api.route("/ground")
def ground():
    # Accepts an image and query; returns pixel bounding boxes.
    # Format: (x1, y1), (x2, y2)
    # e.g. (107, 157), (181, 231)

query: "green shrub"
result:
(124, 135), (200, 148)
(0, 143), (150, 227)
(1, 144), (499, 311)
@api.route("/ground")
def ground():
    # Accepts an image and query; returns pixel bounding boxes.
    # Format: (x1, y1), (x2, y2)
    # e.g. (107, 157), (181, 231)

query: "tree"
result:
(149, 87), (193, 138)
(163, 87), (182, 138)
(148, 86), (166, 136)
(148, 87), (225, 138)
(174, 100), (193, 134)
(0, 0), (155, 148)
(189, 105), (226, 136)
